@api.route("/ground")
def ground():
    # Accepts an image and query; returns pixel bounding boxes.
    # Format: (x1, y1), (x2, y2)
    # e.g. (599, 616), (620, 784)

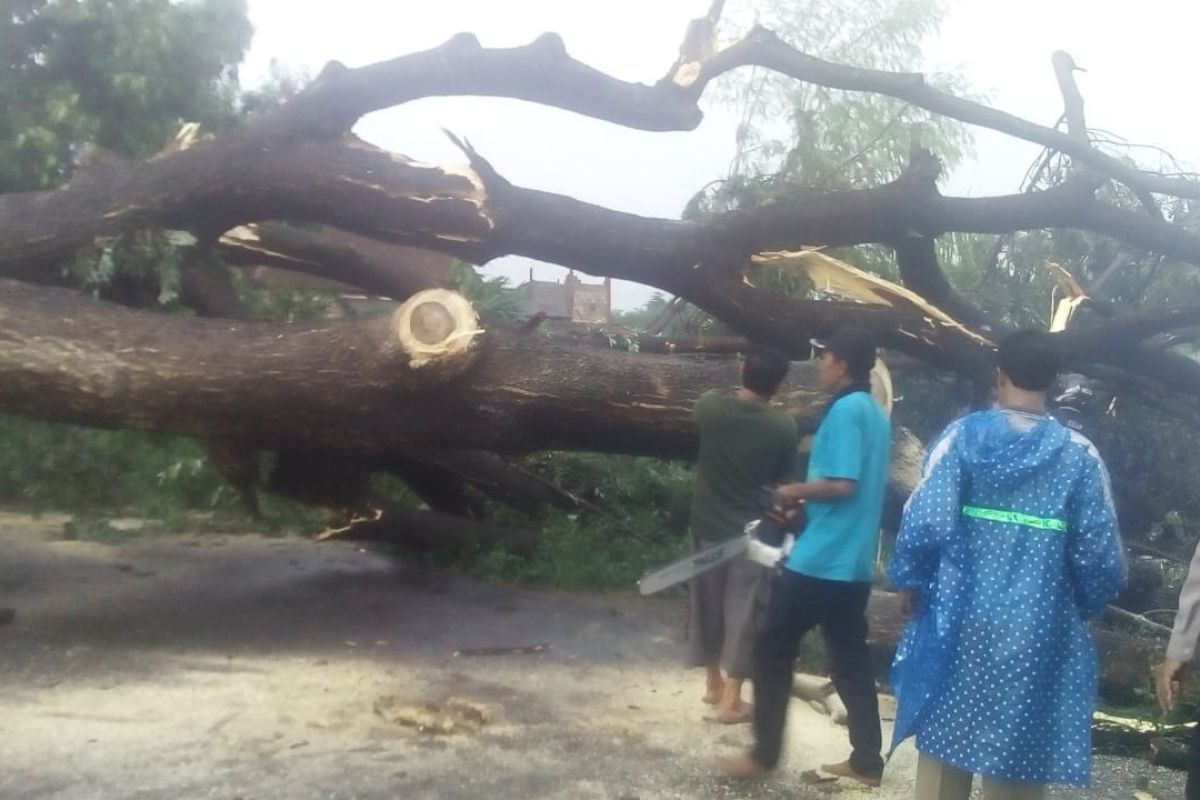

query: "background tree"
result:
(0, 0), (252, 192)
(695, 0), (970, 211)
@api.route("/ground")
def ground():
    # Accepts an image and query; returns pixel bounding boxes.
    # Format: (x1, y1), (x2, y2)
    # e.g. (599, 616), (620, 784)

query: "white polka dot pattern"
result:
(886, 410), (1126, 787)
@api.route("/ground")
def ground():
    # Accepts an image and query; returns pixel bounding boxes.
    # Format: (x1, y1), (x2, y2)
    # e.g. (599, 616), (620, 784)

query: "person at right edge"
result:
(889, 330), (1125, 799)
(1157, 530), (1200, 798)
(719, 325), (892, 787)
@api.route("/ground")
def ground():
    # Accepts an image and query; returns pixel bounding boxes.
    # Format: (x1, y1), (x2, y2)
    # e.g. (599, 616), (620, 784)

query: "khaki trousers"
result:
(915, 754), (1046, 800)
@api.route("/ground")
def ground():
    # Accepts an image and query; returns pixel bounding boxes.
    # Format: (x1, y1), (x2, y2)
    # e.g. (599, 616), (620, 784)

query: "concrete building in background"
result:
(518, 269), (612, 324)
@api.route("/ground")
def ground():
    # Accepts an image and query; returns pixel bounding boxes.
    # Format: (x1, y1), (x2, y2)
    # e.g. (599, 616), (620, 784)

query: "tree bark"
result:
(0, 279), (925, 491)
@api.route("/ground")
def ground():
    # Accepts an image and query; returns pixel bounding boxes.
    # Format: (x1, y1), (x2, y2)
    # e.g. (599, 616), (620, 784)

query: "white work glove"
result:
(745, 533), (784, 568)
(781, 532), (796, 557)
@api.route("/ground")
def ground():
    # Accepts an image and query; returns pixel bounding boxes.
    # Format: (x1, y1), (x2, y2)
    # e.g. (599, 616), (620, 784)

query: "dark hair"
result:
(741, 348), (790, 397)
(815, 326), (877, 382)
(997, 330), (1060, 391)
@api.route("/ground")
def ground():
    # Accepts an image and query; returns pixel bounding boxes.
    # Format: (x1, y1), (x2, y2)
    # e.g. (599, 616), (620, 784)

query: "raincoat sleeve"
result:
(888, 422), (963, 590)
(1167, 539), (1200, 663)
(1066, 453), (1125, 618)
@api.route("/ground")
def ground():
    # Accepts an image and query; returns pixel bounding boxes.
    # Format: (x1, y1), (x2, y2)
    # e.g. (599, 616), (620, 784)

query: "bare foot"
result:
(703, 666), (724, 705)
(705, 702), (753, 724)
(716, 751), (770, 779)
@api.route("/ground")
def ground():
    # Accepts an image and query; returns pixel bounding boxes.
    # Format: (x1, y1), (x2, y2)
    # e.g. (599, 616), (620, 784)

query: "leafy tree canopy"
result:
(0, 0), (253, 192)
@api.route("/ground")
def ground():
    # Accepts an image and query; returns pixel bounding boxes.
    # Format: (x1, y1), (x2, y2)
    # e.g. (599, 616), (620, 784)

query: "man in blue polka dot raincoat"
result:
(888, 330), (1125, 799)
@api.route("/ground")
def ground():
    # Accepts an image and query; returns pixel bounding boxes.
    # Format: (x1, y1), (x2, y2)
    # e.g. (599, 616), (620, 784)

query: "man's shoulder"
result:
(829, 391), (889, 427)
(760, 402), (797, 425)
(695, 388), (730, 414)
(1062, 427), (1110, 480)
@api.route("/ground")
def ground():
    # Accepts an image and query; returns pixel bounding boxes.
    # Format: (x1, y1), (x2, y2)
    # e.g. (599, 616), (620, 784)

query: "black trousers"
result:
(751, 569), (884, 776)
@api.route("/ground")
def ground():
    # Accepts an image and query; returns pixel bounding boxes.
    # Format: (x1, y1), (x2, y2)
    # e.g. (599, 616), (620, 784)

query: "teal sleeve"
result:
(819, 405), (863, 481)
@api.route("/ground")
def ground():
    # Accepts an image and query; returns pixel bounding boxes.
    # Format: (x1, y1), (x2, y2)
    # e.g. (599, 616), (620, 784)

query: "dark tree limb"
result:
(219, 223), (454, 301)
(1060, 305), (1200, 360)
(278, 33), (703, 137)
(400, 450), (576, 515)
(384, 453), (487, 518)
(7, 129), (1200, 392)
(179, 256), (256, 319)
(1051, 50), (1161, 219)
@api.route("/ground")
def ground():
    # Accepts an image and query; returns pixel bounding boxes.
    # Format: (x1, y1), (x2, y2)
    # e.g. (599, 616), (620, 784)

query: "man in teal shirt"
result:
(720, 325), (891, 787)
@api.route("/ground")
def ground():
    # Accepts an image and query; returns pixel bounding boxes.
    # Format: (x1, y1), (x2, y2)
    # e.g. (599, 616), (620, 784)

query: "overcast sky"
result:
(241, 0), (1198, 310)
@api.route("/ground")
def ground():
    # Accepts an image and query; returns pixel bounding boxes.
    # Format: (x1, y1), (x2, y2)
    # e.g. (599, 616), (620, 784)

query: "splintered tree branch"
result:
(1051, 51), (1088, 144)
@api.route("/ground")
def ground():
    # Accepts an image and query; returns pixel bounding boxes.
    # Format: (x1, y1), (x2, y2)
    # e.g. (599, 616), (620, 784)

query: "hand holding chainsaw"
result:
(638, 486), (805, 594)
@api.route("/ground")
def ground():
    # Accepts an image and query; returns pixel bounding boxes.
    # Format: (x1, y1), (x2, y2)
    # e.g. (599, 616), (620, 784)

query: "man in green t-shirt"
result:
(689, 348), (800, 724)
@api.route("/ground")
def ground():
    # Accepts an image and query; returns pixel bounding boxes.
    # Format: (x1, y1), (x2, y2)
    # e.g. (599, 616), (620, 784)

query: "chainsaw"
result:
(637, 487), (804, 596)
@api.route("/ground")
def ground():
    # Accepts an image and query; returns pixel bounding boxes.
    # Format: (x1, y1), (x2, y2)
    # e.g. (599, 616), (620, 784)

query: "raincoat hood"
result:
(956, 409), (1069, 487)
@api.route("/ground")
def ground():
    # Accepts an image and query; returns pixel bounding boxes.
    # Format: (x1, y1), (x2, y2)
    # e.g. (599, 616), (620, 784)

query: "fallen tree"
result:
(0, 3), (1198, 578)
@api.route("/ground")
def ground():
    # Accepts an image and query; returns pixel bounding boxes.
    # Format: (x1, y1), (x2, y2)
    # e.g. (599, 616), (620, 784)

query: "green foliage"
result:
(458, 454), (696, 589)
(238, 59), (310, 118)
(0, 410), (331, 534)
(67, 227), (197, 307)
(1102, 397), (1200, 546)
(463, 510), (689, 588)
(615, 292), (737, 338)
(694, 0), (971, 216)
(230, 267), (338, 322)
(0, 0), (253, 193)
(614, 292), (672, 331)
(450, 260), (525, 320)
(0, 413), (236, 516)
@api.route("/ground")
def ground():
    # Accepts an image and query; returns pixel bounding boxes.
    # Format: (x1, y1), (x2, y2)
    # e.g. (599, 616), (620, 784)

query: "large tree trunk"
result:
(0, 280), (787, 455)
(0, 278), (922, 491)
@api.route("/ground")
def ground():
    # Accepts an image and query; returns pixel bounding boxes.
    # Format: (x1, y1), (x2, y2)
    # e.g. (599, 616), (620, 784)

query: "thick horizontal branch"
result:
(0, 278), (926, 508)
(1060, 304), (1200, 360)
(0, 280), (817, 457)
(219, 223), (453, 301)
(0, 284), (485, 448)
(11, 134), (1200, 379)
(277, 32), (702, 136)
(277, 24), (1200, 202)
